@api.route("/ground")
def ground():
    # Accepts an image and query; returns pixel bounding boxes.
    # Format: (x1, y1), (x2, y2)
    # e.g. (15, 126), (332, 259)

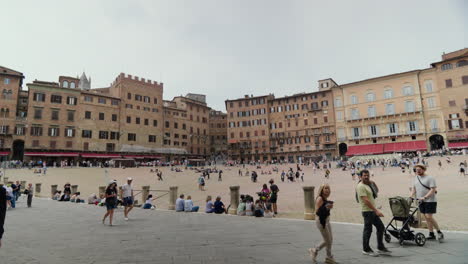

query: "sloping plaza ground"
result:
(3, 155), (468, 231)
(1, 198), (467, 264)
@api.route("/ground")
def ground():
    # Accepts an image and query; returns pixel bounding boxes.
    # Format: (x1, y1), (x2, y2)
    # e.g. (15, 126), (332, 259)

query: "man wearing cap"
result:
(411, 164), (444, 241)
(122, 177), (134, 221)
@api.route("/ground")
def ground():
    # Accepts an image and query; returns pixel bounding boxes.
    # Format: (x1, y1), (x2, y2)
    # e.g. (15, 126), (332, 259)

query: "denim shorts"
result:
(123, 196), (134, 206)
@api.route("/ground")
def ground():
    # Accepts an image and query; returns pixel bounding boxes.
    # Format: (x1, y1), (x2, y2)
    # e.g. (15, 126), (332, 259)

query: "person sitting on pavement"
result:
(70, 192), (84, 203)
(175, 194), (185, 212)
(143, 194), (156, 209)
(264, 204), (274, 218)
(237, 195), (246, 216)
(214, 196), (226, 214)
(184, 195), (200, 212)
(245, 196), (254, 216)
(254, 199), (264, 217)
(53, 191), (61, 201)
(205, 196), (215, 213)
(88, 193), (100, 205)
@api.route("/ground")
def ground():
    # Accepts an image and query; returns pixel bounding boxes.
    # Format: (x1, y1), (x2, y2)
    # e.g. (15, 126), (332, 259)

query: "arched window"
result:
(441, 63), (452, 71)
(402, 85), (414, 96)
(456, 60), (468, 67)
(62, 80), (69, 88)
(70, 82), (76, 88)
(366, 92), (375, 102)
(384, 88), (393, 99)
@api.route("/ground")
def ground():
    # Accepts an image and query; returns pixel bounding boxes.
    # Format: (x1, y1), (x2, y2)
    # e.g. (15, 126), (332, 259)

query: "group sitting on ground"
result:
(175, 194), (200, 212)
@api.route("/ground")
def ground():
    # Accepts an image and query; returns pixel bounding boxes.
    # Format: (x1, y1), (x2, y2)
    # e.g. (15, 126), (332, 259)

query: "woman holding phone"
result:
(308, 184), (336, 264)
(102, 181), (117, 226)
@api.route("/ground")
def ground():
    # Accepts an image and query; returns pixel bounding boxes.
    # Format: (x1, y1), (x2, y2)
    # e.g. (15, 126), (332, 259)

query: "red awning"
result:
(383, 140), (427, 153)
(0, 151), (9, 156)
(24, 152), (80, 157)
(346, 144), (384, 156)
(123, 155), (162, 159)
(448, 142), (468, 149)
(81, 153), (122, 158)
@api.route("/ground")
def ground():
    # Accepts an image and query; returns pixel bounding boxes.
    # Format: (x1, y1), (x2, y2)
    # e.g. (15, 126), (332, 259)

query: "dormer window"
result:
(62, 81), (69, 88)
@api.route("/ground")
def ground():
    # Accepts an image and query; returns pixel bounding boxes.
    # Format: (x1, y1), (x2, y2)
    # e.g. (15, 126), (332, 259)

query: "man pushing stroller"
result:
(411, 164), (444, 242)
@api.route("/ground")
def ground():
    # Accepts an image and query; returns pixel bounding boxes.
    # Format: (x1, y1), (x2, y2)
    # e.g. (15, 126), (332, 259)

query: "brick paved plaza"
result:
(3, 155), (468, 231)
(1, 198), (467, 264)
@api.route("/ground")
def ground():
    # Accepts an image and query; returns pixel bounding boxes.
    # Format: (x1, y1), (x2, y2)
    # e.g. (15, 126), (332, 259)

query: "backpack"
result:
(355, 181), (378, 203)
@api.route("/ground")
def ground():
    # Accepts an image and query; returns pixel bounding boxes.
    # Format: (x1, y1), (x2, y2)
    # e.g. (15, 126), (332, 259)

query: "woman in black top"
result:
(102, 181), (117, 226)
(60, 183), (72, 201)
(308, 184), (335, 264)
(0, 186), (6, 248)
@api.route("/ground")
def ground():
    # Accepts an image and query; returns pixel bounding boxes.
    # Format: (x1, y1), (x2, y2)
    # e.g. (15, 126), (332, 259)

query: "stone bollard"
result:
(71, 185), (78, 194)
(51, 184), (58, 198)
(35, 183), (42, 197)
(98, 186), (106, 197)
(20, 181), (27, 191)
(303, 186), (315, 220)
(168, 186), (178, 210)
(228, 185), (240, 215)
(141, 186), (150, 206)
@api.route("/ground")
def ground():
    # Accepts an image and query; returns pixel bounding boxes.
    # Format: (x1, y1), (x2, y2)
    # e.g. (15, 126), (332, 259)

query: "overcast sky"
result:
(1, 0), (466, 111)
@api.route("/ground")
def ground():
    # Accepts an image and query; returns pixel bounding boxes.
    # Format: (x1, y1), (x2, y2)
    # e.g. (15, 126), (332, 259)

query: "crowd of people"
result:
(0, 150), (464, 263)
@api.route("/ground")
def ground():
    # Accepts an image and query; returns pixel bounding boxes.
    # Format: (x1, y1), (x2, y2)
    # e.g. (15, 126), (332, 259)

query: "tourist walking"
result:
(198, 175), (205, 191)
(102, 181), (117, 226)
(411, 164), (444, 241)
(0, 183), (6, 248)
(218, 170), (223, 181)
(14, 181), (21, 201)
(122, 177), (134, 221)
(308, 184), (335, 264)
(459, 162), (466, 177)
(356, 170), (391, 257)
(26, 183), (34, 208)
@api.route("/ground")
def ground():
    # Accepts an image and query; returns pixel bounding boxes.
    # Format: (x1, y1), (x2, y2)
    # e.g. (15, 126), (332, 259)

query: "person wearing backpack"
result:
(356, 170), (391, 257)
(411, 164), (444, 241)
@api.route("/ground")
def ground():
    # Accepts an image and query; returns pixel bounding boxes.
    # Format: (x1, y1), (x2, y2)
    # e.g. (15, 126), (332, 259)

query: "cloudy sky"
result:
(1, 0), (466, 111)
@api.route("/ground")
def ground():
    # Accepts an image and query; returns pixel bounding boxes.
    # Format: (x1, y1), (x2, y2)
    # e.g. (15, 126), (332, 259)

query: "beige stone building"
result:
(430, 48), (468, 149)
(209, 110), (227, 157)
(0, 66), (25, 160)
(0, 69), (225, 163)
(226, 94), (272, 162)
(332, 48), (467, 156)
(225, 85), (337, 163)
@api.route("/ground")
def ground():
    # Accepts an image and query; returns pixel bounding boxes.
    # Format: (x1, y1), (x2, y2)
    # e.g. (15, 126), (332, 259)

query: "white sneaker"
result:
(362, 250), (379, 257)
(124, 217), (129, 221)
(308, 248), (318, 263)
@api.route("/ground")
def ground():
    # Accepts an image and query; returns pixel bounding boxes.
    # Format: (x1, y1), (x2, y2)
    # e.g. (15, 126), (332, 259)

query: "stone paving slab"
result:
(0, 198), (467, 264)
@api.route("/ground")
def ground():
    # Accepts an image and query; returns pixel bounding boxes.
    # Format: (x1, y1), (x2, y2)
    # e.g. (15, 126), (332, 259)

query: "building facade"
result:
(209, 110), (228, 157)
(430, 49), (468, 148)
(333, 48), (467, 156)
(0, 66), (25, 161)
(0, 70), (227, 163)
(225, 86), (337, 163)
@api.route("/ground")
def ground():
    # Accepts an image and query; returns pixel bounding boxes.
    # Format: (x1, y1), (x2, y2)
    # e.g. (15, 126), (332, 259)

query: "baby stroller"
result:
(384, 196), (426, 246)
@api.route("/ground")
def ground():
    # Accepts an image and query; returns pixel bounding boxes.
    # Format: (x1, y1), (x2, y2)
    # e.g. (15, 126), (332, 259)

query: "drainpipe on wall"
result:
(415, 70), (429, 149)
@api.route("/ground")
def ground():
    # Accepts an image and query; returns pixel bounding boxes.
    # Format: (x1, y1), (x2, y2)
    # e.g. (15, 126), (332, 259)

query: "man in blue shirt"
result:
(175, 194), (185, 212)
